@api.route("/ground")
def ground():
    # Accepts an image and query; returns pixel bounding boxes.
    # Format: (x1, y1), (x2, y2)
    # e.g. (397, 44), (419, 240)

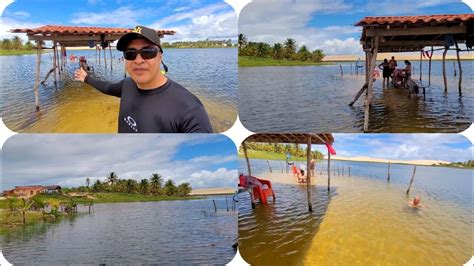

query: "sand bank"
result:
(189, 187), (235, 196)
(328, 155), (449, 166)
(324, 53), (474, 62)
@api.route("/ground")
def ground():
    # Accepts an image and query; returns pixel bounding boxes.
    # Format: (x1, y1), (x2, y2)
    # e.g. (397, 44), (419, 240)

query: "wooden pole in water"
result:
(213, 199), (217, 212)
(103, 45), (107, 69)
(442, 46), (448, 92)
(406, 165), (417, 194)
(242, 142), (251, 176)
(428, 46), (433, 86)
(52, 43), (57, 86)
(453, 61), (457, 76)
(306, 136), (313, 212)
(266, 160), (272, 173)
(419, 50), (423, 81)
(327, 151), (331, 192)
(109, 44), (113, 70)
(454, 41), (463, 96)
(226, 197), (229, 211)
(33, 42), (42, 111)
(342, 165), (344, 176)
(387, 161), (391, 181)
(56, 44), (61, 74)
(350, 64), (353, 75)
(98, 46), (101, 65)
(339, 64), (343, 76)
(363, 36), (379, 132)
(280, 161), (283, 173)
(348, 166), (351, 176)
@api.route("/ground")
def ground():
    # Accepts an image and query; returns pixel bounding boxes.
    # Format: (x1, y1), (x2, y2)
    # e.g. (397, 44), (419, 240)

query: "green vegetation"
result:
(0, 36), (36, 56)
(239, 143), (324, 161)
(239, 56), (332, 67)
(433, 160), (474, 169)
(238, 33), (326, 67)
(162, 39), (236, 49)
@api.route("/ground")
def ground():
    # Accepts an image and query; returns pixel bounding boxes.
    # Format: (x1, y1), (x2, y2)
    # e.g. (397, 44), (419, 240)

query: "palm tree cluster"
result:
(1, 36), (34, 50)
(70, 172), (192, 197)
(241, 142), (324, 160)
(238, 33), (325, 62)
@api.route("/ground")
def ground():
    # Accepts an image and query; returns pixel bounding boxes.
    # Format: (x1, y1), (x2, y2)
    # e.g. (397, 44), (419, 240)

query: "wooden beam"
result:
(27, 34), (124, 42)
(455, 41), (463, 96)
(33, 42), (42, 111)
(379, 40), (447, 47)
(406, 166), (417, 194)
(366, 25), (467, 37)
(306, 136), (313, 212)
(419, 50), (423, 81)
(242, 142), (251, 176)
(349, 83), (368, 106)
(442, 47), (448, 91)
(327, 151), (331, 192)
(364, 36), (379, 132)
(428, 46), (433, 86)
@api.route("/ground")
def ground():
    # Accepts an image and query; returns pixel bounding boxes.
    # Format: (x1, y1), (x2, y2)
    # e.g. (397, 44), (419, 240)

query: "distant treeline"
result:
(1, 36), (34, 50)
(66, 172), (192, 197)
(241, 143), (324, 160)
(435, 160), (474, 168)
(162, 39), (236, 48)
(238, 33), (325, 62)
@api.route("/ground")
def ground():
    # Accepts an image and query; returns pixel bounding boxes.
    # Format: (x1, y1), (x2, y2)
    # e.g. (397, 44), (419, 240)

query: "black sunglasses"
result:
(123, 47), (160, 60)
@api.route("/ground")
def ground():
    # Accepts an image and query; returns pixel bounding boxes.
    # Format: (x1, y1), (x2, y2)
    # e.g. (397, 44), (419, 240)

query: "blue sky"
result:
(1, 134), (238, 190)
(311, 134), (472, 162)
(0, 0), (237, 42)
(240, 0), (473, 55)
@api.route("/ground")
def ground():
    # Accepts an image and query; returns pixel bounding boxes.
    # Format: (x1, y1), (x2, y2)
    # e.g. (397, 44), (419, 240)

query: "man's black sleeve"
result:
(84, 75), (123, 97)
(180, 105), (213, 133)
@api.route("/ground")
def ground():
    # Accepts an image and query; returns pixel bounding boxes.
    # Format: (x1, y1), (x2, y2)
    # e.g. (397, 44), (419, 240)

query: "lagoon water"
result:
(0, 48), (237, 133)
(239, 60), (473, 133)
(2, 196), (237, 264)
(238, 159), (472, 265)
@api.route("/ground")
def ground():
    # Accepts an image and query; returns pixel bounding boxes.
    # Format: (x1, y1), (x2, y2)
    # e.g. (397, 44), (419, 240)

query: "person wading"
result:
(74, 25), (212, 133)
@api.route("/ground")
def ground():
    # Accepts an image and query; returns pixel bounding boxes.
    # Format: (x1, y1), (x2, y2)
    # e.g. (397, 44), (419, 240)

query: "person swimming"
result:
(408, 195), (421, 208)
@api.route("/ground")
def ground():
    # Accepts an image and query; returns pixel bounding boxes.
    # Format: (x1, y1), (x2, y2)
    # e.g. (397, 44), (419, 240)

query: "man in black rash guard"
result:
(74, 25), (213, 133)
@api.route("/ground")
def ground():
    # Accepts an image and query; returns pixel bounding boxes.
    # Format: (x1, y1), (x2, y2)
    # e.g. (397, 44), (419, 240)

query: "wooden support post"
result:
(406, 165), (417, 194)
(348, 166), (351, 176)
(266, 160), (272, 173)
(33, 42), (42, 111)
(52, 43), (57, 85)
(327, 151), (331, 192)
(453, 61), (457, 76)
(419, 50), (423, 81)
(442, 47), (448, 92)
(428, 46), (433, 86)
(226, 197), (229, 211)
(454, 41), (463, 96)
(363, 36), (379, 132)
(350, 64), (353, 75)
(40, 68), (57, 85)
(342, 166), (344, 176)
(98, 46), (101, 65)
(365, 52), (369, 83)
(387, 161), (391, 181)
(56, 44), (61, 74)
(349, 83), (368, 106)
(306, 136), (313, 212)
(109, 44), (113, 70)
(103, 45), (107, 68)
(339, 64), (343, 76)
(212, 199), (217, 212)
(242, 142), (251, 176)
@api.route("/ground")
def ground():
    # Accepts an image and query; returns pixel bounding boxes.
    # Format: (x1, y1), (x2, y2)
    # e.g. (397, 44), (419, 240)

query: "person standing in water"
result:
(378, 58), (390, 88)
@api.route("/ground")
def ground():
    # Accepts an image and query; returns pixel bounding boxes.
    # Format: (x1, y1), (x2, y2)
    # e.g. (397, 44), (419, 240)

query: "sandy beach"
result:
(324, 53), (474, 62)
(189, 187), (235, 196)
(327, 155), (449, 166)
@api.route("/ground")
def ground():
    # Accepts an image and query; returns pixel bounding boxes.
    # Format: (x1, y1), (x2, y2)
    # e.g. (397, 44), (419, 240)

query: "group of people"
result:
(378, 56), (412, 88)
(290, 158), (316, 183)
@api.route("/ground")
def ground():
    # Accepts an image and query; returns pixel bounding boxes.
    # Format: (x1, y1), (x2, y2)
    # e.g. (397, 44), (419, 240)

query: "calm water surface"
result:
(238, 159), (472, 265)
(2, 197), (237, 265)
(0, 48), (237, 133)
(239, 61), (473, 132)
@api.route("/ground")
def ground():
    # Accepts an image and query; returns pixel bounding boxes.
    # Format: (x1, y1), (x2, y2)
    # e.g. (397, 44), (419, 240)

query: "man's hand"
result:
(74, 67), (88, 82)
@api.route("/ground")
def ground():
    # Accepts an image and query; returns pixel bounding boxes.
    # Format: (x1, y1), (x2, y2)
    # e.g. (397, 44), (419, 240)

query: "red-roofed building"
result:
(3, 186), (46, 198)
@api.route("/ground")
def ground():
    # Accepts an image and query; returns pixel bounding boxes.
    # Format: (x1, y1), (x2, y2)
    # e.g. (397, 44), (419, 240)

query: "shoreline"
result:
(189, 188), (235, 196)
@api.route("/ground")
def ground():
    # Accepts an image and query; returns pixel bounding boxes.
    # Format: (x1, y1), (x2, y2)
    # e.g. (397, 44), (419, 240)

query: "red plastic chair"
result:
(239, 174), (275, 206)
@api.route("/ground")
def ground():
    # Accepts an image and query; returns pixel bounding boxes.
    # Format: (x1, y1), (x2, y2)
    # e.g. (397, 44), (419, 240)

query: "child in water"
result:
(408, 195), (421, 208)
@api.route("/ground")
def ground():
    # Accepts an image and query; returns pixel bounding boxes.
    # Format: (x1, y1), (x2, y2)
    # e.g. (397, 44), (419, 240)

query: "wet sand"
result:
(190, 188), (235, 196)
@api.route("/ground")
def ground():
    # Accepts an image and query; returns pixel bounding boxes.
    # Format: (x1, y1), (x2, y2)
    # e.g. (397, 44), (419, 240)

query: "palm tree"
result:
(106, 172), (118, 186)
(85, 177), (91, 188)
(256, 42), (268, 58)
(92, 180), (103, 192)
(12, 36), (22, 50)
(19, 198), (33, 224)
(163, 180), (177, 196)
(283, 38), (297, 60)
(125, 179), (136, 194)
(140, 179), (149, 194)
(177, 183), (192, 196)
(238, 33), (248, 53)
(297, 45), (311, 61)
(311, 49), (325, 62)
(272, 43), (283, 60)
(150, 173), (163, 195)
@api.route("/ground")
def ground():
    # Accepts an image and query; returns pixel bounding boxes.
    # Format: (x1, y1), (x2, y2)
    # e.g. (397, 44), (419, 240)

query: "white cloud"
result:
(0, 17), (42, 42)
(11, 11), (30, 17)
(318, 37), (362, 55)
(185, 168), (238, 188)
(70, 6), (152, 27)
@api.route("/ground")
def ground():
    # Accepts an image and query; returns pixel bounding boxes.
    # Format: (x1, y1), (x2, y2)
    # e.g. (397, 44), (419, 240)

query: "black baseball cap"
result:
(117, 25), (163, 53)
